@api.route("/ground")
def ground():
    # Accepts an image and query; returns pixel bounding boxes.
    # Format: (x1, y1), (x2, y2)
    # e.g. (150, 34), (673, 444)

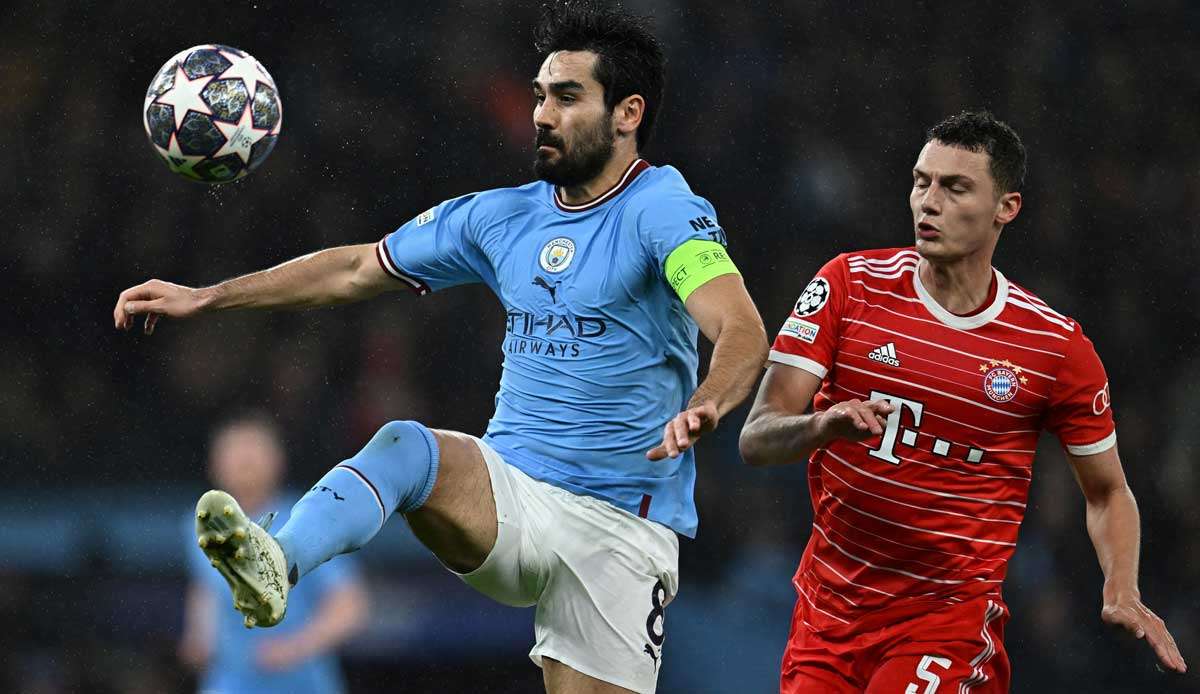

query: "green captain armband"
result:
(664, 239), (741, 302)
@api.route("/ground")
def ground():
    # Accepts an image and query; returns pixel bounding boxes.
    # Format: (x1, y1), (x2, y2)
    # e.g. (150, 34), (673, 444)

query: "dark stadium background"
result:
(2, 1), (1197, 692)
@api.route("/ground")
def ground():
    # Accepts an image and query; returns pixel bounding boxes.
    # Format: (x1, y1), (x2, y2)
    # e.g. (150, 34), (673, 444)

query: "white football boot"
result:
(195, 490), (289, 628)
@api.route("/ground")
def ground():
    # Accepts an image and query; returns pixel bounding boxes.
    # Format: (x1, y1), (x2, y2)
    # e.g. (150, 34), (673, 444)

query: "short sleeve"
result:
(376, 194), (490, 295)
(768, 255), (848, 379)
(637, 191), (727, 281)
(1044, 326), (1117, 456)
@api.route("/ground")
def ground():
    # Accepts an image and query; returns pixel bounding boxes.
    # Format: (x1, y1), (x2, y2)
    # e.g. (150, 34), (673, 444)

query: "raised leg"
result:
(273, 421), (496, 580)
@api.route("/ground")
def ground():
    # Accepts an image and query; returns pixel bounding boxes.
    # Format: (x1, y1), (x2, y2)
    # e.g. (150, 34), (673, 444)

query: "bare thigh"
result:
(542, 657), (638, 694)
(403, 429), (497, 573)
(405, 433), (637, 693)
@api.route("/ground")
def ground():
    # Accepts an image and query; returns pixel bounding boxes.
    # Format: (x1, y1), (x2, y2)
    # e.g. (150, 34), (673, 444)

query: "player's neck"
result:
(917, 253), (995, 316)
(558, 151), (640, 206)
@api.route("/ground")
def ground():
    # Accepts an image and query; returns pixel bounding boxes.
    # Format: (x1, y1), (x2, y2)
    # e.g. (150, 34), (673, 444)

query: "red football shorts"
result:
(780, 596), (1011, 693)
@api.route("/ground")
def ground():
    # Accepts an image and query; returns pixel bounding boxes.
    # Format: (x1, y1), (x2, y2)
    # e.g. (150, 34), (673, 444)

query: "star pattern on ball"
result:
(154, 64), (215, 130)
(155, 133), (206, 180)
(218, 50), (270, 95)
(212, 104), (272, 165)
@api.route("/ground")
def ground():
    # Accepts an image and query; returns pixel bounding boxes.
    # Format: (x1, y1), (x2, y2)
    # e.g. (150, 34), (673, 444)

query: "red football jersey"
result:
(770, 247), (1116, 630)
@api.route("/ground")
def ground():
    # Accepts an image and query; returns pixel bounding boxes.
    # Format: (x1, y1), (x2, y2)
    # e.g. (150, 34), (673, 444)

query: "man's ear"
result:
(614, 93), (645, 138)
(996, 191), (1022, 226)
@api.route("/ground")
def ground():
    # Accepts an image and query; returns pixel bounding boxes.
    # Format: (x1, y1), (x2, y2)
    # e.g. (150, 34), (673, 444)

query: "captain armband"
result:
(664, 239), (741, 302)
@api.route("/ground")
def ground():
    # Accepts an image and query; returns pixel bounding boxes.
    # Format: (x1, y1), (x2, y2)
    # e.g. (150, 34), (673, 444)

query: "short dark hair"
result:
(926, 110), (1027, 194)
(534, 1), (666, 150)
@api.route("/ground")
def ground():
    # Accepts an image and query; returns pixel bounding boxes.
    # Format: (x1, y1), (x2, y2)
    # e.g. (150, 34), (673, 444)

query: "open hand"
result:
(114, 279), (205, 334)
(646, 401), (720, 461)
(1102, 597), (1187, 673)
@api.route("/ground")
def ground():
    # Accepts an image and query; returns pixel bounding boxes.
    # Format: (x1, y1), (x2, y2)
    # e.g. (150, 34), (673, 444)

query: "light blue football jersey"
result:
(378, 159), (729, 537)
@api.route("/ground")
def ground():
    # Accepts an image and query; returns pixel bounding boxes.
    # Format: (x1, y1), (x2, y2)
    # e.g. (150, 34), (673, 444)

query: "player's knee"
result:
(357, 420), (440, 512)
(368, 420), (430, 448)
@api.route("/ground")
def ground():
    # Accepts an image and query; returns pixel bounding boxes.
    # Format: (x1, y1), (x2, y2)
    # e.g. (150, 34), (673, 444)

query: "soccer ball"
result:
(143, 45), (282, 183)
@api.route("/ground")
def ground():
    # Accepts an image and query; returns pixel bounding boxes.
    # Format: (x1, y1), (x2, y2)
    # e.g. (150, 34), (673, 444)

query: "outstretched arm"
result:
(738, 364), (894, 467)
(114, 243), (399, 334)
(646, 274), (768, 461)
(1068, 447), (1187, 673)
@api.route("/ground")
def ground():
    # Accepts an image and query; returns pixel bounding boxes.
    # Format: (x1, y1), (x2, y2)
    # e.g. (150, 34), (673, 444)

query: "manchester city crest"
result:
(980, 359), (1027, 403)
(539, 237), (576, 274)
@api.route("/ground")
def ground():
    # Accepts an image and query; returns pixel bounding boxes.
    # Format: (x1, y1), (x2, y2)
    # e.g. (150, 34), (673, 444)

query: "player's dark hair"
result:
(534, 0), (666, 150)
(926, 110), (1027, 194)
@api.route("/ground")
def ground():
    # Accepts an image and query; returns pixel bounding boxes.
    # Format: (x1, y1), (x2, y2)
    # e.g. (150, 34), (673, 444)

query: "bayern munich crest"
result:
(539, 237), (576, 273)
(980, 359), (1027, 403)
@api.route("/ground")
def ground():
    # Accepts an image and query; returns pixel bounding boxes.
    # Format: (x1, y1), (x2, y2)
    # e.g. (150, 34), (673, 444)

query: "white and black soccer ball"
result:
(794, 277), (830, 316)
(143, 45), (282, 183)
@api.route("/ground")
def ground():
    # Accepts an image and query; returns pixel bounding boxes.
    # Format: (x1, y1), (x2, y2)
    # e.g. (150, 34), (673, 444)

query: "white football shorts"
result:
(453, 437), (680, 694)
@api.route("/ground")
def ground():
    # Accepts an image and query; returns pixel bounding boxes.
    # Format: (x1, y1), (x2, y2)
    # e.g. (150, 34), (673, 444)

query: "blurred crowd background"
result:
(2, 0), (1197, 692)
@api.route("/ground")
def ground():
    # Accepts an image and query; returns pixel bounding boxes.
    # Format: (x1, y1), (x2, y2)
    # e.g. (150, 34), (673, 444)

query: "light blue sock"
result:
(274, 420), (440, 583)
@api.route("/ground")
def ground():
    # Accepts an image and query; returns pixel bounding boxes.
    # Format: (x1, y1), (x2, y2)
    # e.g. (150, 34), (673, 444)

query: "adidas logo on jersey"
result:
(868, 343), (901, 367)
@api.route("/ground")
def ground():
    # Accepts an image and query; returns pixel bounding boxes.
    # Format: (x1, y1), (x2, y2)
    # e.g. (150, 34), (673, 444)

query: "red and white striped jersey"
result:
(769, 247), (1116, 630)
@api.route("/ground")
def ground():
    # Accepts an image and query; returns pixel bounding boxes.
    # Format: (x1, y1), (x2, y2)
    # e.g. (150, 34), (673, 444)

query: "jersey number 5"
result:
(904, 655), (951, 694)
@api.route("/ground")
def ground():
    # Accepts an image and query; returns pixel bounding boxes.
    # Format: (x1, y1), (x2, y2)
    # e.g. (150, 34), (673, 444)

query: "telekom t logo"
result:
(867, 390), (924, 464)
(865, 390), (986, 465)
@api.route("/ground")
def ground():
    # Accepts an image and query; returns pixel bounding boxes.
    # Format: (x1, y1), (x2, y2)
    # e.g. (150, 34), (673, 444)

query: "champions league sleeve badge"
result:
(539, 237), (576, 274)
(794, 277), (830, 317)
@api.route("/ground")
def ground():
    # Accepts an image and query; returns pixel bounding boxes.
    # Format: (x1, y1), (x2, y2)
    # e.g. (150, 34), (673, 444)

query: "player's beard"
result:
(533, 114), (615, 188)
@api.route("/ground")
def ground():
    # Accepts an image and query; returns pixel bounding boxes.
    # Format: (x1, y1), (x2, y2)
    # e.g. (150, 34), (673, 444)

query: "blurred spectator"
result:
(179, 412), (368, 694)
